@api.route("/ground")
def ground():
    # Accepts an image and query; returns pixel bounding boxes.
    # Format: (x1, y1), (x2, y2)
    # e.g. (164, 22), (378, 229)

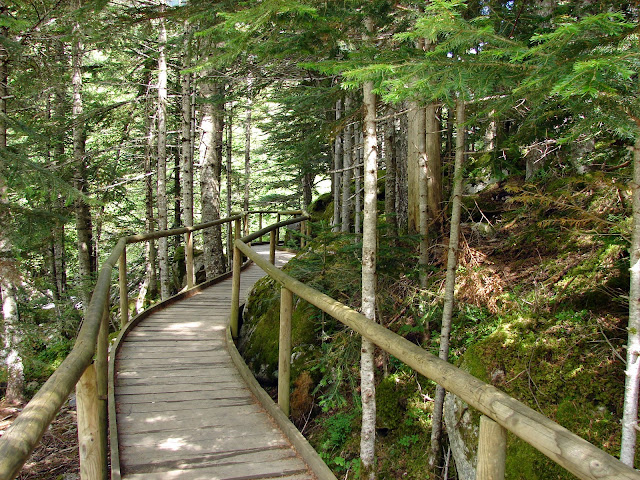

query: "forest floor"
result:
(0, 401), (79, 480)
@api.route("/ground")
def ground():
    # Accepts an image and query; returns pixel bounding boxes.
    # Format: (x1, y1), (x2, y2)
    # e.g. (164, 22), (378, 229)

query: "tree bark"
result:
(407, 103), (425, 234)
(621, 134), (640, 466)
(333, 98), (343, 232)
(0, 36), (24, 405)
(157, 9), (170, 300)
(355, 126), (363, 235)
(200, 82), (226, 278)
(360, 18), (378, 480)
(181, 25), (194, 229)
(384, 109), (397, 239)
(397, 111), (409, 234)
(72, 18), (94, 314)
(426, 102), (442, 229)
(341, 96), (353, 233)
(244, 77), (252, 218)
(226, 102), (233, 269)
(429, 98), (466, 469)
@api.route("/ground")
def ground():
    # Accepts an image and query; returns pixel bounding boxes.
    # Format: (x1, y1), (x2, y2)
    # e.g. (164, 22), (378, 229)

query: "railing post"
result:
(278, 287), (293, 416)
(476, 415), (507, 480)
(95, 294), (109, 480)
(118, 246), (128, 327)
(77, 363), (102, 480)
(230, 218), (242, 339)
(300, 220), (306, 248)
(185, 230), (194, 289)
(276, 213), (281, 246)
(243, 212), (249, 237)
(270, 230), (276, 265)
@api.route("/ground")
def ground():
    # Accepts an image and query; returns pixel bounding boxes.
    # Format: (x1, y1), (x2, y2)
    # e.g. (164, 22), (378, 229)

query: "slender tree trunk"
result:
(157, 10), (170, 300)
(341, 96), (353, 233)
(333, 98), (343, 232)
(360, 18), (378, 480)
(384, 109), (397, 238)
(621, 133), (640, 466)
(226, 103), (233, 269)
(355, 127), (363, 235)
(72, 20), (94, 314)
(397, 111), (409, 234)
(137, 105), (157, 312)
(407, 103), (424, 234)
(429, 98), (466, 469)
(302, 172), (313, 209)
(244, 78), (252, 218)
(417, 107), (429, 288)
(181, 26), (193, 229)
(426, 102), (442, 230)
(201, 82), (226, 278)
(0, 36), (24, 405)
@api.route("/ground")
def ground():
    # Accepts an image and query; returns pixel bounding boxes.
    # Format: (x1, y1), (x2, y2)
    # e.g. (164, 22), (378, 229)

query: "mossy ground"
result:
(240, 171), (633, 479)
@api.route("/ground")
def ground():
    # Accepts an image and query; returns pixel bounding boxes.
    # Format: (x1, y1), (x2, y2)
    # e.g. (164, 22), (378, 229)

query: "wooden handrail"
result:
(234, 237), (640, 480)
(0, 210), (303, 480)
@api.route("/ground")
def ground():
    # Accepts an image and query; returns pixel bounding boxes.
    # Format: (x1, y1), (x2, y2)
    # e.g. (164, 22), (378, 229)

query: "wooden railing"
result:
(232, 231), (640, 480)
(0, 211), (306, 480)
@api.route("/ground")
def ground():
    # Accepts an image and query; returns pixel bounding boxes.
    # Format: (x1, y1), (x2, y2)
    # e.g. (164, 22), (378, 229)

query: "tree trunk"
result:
(333, 99), (343, 232)
(429, 98), (466, 469)
(201, 82), (226, 278)
(397, 110), (409, 234)
(72, 21), (94, 314)
(302, 172), (313, 209)
(384, 109), (397, 239)
(244, 78), (252, 219)
(621, 133), (640, 466)
(417, 106), (429, 288)
(407, 103), (424, 234)
(226, 103), (233, 269)
(341, 96), (353, 233)
(137, 103), (157, 313)
(360, 18), (378, 480)
(426, 102), (442, 230)
(0, 37), (24, 406)
(157, 10), (170, 300)
(181, 25), (194, 229)
(355, 126), (363, 235)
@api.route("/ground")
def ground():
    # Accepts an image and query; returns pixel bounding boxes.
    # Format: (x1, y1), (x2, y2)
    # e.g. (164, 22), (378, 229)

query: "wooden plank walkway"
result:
(113, 246), (316, 480)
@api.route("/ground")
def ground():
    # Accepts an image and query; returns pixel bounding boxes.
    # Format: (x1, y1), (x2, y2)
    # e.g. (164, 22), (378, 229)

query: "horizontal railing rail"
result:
(0, 210), (306, 480)
(232, 235), (640, 480)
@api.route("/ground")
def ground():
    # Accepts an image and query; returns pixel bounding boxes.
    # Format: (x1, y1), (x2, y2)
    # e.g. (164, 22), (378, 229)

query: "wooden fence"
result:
(232, 232), (640, 480)
(0, 211), (305, 480)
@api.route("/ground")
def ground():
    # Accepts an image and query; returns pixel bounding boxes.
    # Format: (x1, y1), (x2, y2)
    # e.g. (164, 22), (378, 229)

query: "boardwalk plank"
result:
(114, 248), (316, 480)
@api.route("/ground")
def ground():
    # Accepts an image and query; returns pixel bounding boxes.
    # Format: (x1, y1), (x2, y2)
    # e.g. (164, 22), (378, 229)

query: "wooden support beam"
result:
(94, 297), (109, 480)
(185, 230), (194, 289)
(118, 248), (128, 327)
(230, 218), (242, 339)
(278, 287), (293, 416)
(270, 230), (276, 265)
(77, 364), (103, 480)
(477, 415), (507, 480)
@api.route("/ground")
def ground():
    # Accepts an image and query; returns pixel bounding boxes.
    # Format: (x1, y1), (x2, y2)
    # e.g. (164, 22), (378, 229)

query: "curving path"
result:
(112, 246), (316, 480)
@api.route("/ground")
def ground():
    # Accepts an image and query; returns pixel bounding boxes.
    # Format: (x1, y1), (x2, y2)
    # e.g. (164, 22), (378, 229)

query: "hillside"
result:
(240, 170), (631, 479)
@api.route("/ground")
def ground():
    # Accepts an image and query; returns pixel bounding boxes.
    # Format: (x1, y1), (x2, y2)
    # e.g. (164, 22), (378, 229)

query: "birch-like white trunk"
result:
(0, 43), (24, 405)
(429, 98), (465, 468)
(407, 103), (425, 234)
(426, 102), (442, 227)
(360, 19), (378, 479)
(157, 11), (170, 300)
(341, 96), (353, 233)
(332, 99), (343, 232)
(621, 135), (640, 466)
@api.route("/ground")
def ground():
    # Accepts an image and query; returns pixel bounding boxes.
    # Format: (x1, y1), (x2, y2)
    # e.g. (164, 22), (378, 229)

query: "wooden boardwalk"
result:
(113, 246), (316, 480)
